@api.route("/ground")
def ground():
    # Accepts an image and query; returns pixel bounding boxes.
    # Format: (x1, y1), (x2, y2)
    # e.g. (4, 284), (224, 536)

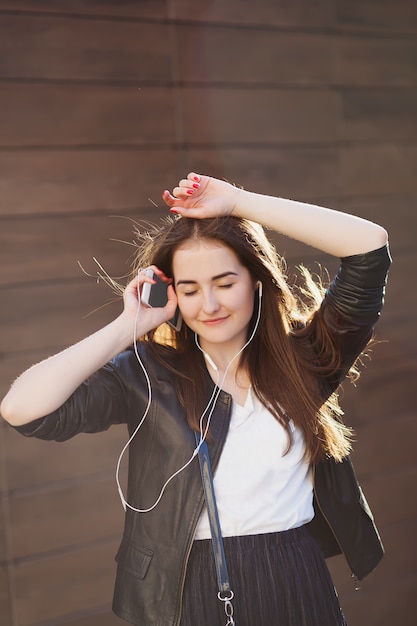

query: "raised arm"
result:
(163, 173), (388, 257)
(1, 269), (177, 426)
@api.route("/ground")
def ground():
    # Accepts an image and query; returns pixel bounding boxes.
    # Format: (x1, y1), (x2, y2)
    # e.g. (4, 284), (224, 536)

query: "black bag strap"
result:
(195, 434), (235, 625)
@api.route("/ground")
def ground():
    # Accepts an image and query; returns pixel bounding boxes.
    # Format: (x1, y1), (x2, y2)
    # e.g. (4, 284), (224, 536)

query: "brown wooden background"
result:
(0, 1), (416, 625)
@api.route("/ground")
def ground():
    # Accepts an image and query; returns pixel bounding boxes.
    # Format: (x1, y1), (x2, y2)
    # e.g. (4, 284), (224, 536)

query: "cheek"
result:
(177, 297), (199, 320)
(237, 287), (256, 316)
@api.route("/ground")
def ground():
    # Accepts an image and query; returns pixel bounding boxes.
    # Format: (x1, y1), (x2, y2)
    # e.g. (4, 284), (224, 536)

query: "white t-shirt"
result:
(195, 387), (314, 540)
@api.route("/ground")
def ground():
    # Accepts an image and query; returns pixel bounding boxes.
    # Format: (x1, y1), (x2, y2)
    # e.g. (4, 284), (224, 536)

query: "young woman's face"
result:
(172, 240), (257, 352)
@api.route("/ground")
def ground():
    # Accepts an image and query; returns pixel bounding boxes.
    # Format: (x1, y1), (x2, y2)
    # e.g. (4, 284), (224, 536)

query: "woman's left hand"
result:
(162, 172), (241, 219)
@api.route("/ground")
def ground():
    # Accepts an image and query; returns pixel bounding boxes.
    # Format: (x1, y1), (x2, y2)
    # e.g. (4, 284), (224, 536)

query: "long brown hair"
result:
(132, 215), (356, 463)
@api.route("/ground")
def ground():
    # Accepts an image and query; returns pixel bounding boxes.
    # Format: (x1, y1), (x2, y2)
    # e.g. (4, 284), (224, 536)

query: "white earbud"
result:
(195, 334), (218, 371)
(257, 281), (263, 298)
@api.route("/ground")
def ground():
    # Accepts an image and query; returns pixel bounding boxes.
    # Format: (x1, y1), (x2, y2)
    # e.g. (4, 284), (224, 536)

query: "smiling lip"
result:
(201, 316), (229, 326)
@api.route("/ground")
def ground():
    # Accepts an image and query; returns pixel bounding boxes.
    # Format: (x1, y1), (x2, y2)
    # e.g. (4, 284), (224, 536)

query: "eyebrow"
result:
(176, 271), (238, 286)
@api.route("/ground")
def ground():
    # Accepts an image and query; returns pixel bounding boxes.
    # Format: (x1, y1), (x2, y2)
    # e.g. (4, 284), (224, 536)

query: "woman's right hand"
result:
(123, 266), (178, 335)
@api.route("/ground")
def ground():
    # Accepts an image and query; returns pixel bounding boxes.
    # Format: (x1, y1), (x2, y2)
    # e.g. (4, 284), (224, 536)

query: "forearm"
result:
(1, 268), (178, 427)
(165, 174), (388, 257)
(233, 190), (388, 258)
(0, 313), (134, 426)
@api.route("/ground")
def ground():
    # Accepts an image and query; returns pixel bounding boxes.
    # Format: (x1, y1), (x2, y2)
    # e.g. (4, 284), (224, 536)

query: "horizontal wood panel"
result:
(339, 38), (417, 86)
(0, 147), (341, 217)
(0, 214), (139, 285)
(0, 145), (414, 219)
(0, 149), (179, 216)
(189, 143), (417, 198)
(177, 28), (336, 86)
(0, 0), (337, 28)
(176, 0), (336, 28)
(4, 425), (128, 491)
(181, 88), (342, 144)
(0, 14), (172, 82)
(358, 352), (417, 422)
(14, 539), (119, 625)
(1, 280), (124, 353)
(179, 28), (417, 87)
(337, 0), (417, 33)
(2, 15), (415, 88)
(10, 477), (123, 559)
(0, 84), (175, 146)
(0, 85), (355, 147)
(206, 158), (337, 206)
(342, 91), (417, 141)
(350, 413), (416, 476)
(0, 1), (167, 19)
(1, 1), (416, 33)
(360, 467), (417, 528)
(341, 143), (417, 195)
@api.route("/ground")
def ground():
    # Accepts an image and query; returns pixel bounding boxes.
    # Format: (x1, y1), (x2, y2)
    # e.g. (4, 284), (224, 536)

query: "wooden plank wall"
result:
(0, 1), (416, 624)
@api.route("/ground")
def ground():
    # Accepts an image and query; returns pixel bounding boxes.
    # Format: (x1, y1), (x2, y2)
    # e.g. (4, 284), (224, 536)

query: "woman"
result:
(1, 172), (390, 626)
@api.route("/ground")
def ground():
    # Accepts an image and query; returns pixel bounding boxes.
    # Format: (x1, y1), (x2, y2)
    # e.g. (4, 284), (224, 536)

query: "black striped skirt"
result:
(180, 525), (347, 626)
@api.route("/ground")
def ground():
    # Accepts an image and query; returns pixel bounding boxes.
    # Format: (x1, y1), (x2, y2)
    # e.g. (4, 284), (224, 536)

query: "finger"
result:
(178, 178), (193, 188)
(187, 172), (201, 184)
(166, 284), (178, 305)
(162, 189), (188, 208)
(122, 277), (141, 308)
(165, 285), (178, 315)
(123, 277), (138, 303)
(150, 265), (172, 284)
(172, 185), (195, 198)
(137, 268), (156, 292)
(162, 189), (176, 207)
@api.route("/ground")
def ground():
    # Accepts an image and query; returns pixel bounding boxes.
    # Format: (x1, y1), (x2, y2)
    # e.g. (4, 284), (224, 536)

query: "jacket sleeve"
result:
(11, 348), (145, 442)
(319, 243), (391, 381)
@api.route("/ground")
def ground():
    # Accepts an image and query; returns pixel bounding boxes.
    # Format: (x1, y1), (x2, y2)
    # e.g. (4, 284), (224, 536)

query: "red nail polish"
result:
(193, 176), (200, 182)
(170, 208), (178, 214)
(193, 183), (200, 189)
(187, 189), (194, 195)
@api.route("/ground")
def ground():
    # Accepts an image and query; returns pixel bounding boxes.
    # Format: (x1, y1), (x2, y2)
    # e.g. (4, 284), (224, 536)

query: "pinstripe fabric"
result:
(180, 526), (347, 626)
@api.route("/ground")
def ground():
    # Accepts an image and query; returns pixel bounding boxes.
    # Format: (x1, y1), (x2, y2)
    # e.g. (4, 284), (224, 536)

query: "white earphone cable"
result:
(115, 282), (262, 513)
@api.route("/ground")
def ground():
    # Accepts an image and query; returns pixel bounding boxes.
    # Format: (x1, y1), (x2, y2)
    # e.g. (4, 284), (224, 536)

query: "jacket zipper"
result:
(311, 465), (361, 591)
(175, 492), (207, 625)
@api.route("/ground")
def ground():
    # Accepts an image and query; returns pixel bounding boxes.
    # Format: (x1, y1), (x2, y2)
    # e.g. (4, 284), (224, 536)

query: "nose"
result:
(201, 289), (221, 315)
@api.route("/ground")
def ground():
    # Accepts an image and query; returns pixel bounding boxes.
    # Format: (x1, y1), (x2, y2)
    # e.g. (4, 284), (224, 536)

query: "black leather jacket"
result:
(15, 245), (391, 626)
